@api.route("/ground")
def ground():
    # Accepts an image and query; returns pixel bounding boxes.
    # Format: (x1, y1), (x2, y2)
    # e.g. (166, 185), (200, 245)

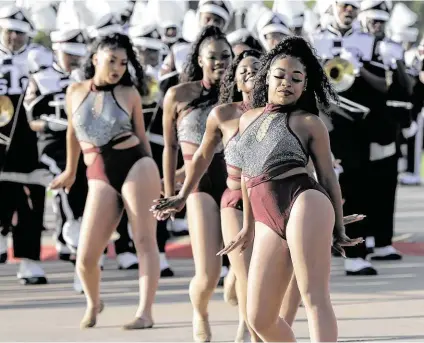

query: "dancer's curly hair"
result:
(219, 49), (262, 104)
(180, 25), (233, 83)
(83, 33), (148, 96)
(252, 36), (338, 114)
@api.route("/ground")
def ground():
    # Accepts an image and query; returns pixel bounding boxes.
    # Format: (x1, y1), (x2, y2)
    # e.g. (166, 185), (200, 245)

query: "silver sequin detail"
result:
(224, 131), (243, 169)
(237, 112), (308, 178)
(177, 104), (223, 153)
(72, 91), (132, 146)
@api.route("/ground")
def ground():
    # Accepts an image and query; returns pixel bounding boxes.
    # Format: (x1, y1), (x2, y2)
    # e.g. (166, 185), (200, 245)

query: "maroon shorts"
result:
(247, 169), (331, 240)
(220, 188), (243, 211)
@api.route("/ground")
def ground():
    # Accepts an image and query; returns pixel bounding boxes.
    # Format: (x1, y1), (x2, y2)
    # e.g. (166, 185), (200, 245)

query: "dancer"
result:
(153, 49), (261, 342)
(160, 26), (232, 342)
(49, 33), (161, 330)
(153, 49), (365, 340)
(218, 36), (362, 342)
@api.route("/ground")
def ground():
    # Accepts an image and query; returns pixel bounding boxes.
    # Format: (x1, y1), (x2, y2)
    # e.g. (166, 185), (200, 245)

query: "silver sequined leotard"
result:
(224, 130), (243, 170)
(73, 89), (132, 146)
(177, 104), (223, 153)
(237, 109), (308, 178)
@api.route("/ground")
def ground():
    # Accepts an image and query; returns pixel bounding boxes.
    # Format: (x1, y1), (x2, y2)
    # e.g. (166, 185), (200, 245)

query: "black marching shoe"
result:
(344, 258), (378, 276)
(17, 259), (48, 285)
(160, 267), (175, 277)
(117, 252), (139, 270)
(369, 246), (402, 261)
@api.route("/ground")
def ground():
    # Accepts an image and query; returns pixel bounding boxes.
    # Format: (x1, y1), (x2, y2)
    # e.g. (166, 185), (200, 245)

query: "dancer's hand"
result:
(150, 195), (186, 221)
(343, 214), (366, 226)
(217, 227), (254, 256)
(48, 170), (76, 194)
(332, 224), (364, 258)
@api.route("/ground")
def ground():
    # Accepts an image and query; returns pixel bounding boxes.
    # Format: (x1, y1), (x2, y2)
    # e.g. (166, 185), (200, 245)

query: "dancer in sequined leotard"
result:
(154, 50), (261, 342)
(50, 34), (161, 330)
(218, 36), (363, 342)
(160, 26), (233, 342)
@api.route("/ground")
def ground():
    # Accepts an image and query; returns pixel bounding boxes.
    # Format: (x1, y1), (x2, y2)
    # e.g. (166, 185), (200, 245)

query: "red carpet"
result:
(5, 241), (424, 263)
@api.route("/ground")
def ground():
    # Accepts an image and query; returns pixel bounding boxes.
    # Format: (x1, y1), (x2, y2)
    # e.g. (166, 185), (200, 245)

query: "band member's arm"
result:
(24, 77), (45, 132)
(178, 108), (222, 200)
(132, 87), (153, 157)
(159, 50), (179, 96)
(394, 60), (413, 96)
(162, 87), (179, 197)
(159, 50), (176, 77)
(359, 67), (387, 93)
(64, 84), (81, 176)
(307, 114), (344, 229)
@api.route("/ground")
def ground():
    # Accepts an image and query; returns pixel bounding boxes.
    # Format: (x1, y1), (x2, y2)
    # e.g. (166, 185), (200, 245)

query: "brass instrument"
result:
(324, 57), (356, 93)
(41, 114), (68, 127)
(0, 95), (14, 128)
(323, 57), (370, 118)
(142, 75), (160, 107)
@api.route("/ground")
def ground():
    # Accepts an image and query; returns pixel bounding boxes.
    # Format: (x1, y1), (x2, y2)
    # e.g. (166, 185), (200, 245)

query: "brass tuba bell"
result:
(323, 57), (356, 93)
(0, 95), (14, 127)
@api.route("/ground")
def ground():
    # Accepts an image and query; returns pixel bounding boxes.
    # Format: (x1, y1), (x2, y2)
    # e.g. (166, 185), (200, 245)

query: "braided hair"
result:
(179, 25), (233, 83)
(252, 36), (338, 114)
(219, 49), (262, 104)
(83, 33), (148, 96)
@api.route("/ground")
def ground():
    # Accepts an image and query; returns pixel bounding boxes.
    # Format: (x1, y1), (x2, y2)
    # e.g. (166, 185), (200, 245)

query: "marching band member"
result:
(82, 8), (141, 271)
(273, 0), (306, 36)
(359, 0), (409, 260)
(129, 22), (175, 277)
(226, 28), (263, 56)
(310, 0), (379, 275)
(158, 1), (234, 285)
(401, 36), (423, 186)
(153, 49), (263, 342)
(255, 9), (292, 52)
(218, 36), (362, 342)
(50, 32), (161, 330)
(0, 4), (49, 285)
(159, 0), (233, 93)
(24, 27), (88, 292)
(160, 26), (232, 341)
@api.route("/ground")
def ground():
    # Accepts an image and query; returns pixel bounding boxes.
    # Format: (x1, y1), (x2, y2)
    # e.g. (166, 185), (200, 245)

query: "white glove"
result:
(378, 41), (403, 69)
(339, 48), (363, 75)
(402, 121), (418, 139)
(47, 120), (67, 132)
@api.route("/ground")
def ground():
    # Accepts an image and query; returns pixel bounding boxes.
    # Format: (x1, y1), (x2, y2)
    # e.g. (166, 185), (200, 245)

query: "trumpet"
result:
(323, 57), (370, 118)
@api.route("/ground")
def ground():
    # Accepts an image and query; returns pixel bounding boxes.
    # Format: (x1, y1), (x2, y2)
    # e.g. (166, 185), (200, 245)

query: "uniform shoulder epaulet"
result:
(27, 46), (54, 74)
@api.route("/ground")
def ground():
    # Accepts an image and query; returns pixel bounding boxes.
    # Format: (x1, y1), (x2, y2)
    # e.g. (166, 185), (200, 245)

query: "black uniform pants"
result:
(338, 170), (369, 259)
(365, 155), (398, 248)
(0, 181), (44, 260)
(41, 152), (87, 250)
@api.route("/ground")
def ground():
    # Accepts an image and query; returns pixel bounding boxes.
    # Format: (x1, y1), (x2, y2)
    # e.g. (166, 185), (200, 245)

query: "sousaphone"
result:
(0, 95), (14, 128)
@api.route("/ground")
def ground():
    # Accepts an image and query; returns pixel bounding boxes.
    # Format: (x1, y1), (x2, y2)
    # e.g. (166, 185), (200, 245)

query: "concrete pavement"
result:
(0, 184), (424, 341)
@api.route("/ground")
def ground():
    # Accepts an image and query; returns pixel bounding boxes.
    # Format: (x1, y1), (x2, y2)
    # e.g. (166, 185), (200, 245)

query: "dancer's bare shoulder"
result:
(165, 80), (202, 105)
(290, 110), (329, 142)
(211, 102), (241, 124)
(239, 107), (265, 135)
